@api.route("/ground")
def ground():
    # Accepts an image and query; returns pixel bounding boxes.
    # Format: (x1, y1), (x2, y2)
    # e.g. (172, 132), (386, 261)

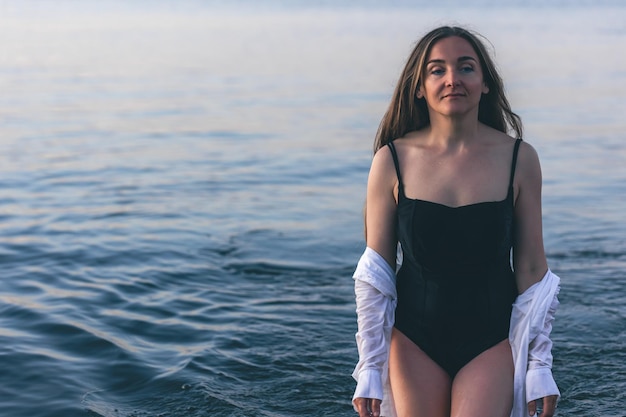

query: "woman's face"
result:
(418, 36), (489, 118)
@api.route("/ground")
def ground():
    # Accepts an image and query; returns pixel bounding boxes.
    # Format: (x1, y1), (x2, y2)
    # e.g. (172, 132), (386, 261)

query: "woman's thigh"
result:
(388, 328), (451, 417)
(450, 339), (514, 417)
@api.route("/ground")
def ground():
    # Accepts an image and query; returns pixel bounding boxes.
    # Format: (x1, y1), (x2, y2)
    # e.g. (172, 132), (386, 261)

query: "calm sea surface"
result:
(0, 1), (625, 416)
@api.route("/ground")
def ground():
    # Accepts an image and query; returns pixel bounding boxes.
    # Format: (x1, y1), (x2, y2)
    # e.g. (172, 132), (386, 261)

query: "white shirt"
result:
(509, 268), (561, 417)
(351, 247), (560, 417)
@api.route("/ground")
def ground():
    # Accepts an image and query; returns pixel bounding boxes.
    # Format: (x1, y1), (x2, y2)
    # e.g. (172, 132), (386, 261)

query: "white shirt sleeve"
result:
(526, 288), (560, 402)
(351, 248), (397, 409)
(510, 269), (561, 417)
(352, 280), (391, 401)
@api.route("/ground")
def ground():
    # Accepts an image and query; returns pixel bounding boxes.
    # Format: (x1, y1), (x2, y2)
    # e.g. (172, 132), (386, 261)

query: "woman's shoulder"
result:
(517, 139), (539, 158)
(385, 131), (426, 153)
(480, 124), (516, 146)
(371, 142), (397, 176)
(516, 140), (542, 181)
(482, 126), (537, 158)
(373, 131), (421, 159)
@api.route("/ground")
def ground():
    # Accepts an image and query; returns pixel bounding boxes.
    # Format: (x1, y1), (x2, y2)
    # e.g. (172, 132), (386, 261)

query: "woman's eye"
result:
(460, 66), (475, 73)
(430, 68), (444, 75)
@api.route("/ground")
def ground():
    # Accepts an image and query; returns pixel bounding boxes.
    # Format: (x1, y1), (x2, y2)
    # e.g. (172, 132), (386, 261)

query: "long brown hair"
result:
(373, 26), (522, 153)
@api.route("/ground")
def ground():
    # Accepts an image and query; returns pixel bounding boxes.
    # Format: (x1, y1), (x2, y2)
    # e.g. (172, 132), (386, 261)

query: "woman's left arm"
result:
(512, 141), (548, 293)
(512, 142), (559, 417)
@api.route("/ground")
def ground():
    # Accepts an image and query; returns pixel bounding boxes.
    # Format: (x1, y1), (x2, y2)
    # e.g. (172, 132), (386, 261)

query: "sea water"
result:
(0, 1), (624, 416)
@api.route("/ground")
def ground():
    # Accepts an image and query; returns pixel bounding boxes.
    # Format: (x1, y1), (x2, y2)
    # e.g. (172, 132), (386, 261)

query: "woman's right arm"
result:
(353, 146), (399, 417)
(365, 146), (399, 269)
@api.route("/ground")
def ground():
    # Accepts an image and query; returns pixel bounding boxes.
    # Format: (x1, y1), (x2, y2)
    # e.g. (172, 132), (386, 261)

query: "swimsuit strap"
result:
(508, 138), (523, 190)
(387, 141), (404, 197)
(388, 139), (521, 197)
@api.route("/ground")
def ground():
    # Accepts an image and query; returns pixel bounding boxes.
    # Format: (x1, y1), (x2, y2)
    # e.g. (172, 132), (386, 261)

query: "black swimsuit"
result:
(388, 139), (521, 377)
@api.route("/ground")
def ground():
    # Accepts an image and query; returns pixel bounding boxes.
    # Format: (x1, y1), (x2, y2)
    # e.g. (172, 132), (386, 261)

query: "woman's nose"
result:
(446, 71), (460, 87)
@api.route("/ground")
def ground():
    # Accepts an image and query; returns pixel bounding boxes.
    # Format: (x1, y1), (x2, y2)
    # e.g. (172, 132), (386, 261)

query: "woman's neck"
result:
(425, 113), (481, 148)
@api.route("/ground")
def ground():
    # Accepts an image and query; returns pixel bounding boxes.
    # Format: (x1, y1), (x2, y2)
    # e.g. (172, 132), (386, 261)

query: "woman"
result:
(351, 26), (561, 417)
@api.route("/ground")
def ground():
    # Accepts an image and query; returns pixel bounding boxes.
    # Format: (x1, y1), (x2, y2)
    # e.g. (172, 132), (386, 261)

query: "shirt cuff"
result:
(526, 367), (560, 402)
(352, 368), (383, 406)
